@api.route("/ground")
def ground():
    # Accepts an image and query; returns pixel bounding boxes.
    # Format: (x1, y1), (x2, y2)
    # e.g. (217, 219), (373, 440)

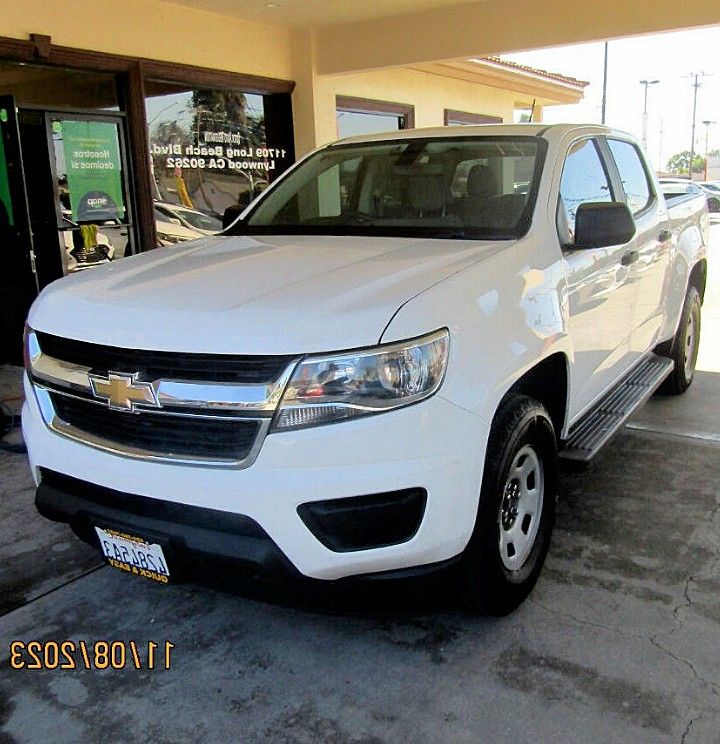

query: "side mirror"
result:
(707, 197), (720, 214)
(222, 204), (243, 230)
(574, 202), (636, 249)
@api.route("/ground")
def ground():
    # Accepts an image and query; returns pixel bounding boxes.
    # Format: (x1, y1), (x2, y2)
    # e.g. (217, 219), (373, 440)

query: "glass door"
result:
(46, 112), (136, 275)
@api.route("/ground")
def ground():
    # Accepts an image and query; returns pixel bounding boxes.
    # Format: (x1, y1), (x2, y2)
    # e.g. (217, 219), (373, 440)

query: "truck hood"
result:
(30, 234), (508, 354)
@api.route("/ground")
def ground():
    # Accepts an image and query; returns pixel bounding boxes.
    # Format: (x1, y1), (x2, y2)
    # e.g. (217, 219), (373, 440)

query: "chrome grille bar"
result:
(27, 330), (299, 414)
(26, 329), (300, 468)
(33, 386), (270, 467)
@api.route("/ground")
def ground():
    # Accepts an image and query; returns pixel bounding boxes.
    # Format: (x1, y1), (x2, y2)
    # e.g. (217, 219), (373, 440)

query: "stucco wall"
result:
(2, 0), (293, 81)
(299, 66), (532, 153)
(2, 9), (550, 158)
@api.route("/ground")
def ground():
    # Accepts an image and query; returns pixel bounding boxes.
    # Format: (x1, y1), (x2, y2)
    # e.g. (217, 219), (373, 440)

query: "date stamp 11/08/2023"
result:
(5, 640), (175, 671)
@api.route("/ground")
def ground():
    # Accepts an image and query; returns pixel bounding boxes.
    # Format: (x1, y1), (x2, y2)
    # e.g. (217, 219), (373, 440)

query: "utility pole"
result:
(659, 118), (664, 171)
(601, 42), (608, 125)
(687, 73), (709, 180)
(639, 79), (659, 150)
(703, 119), (716, 180)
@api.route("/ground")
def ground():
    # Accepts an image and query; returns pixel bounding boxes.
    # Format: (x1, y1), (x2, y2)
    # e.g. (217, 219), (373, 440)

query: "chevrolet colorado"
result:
(23, 124), (709, 614)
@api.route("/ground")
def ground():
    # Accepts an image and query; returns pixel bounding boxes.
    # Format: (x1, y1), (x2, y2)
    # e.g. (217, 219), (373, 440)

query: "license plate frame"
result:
(94, 526), (171, 584)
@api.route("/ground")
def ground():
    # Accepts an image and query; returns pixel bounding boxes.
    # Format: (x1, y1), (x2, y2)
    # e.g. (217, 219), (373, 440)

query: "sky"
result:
(505, 26), (720, 172)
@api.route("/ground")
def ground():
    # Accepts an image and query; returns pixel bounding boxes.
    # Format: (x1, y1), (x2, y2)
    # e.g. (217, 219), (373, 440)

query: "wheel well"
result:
(689, 259), (707, 303)
(505, 353), (568, 441)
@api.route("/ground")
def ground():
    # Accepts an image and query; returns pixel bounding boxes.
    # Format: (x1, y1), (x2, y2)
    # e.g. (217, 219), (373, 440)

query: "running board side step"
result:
(560, 354), (674, 463)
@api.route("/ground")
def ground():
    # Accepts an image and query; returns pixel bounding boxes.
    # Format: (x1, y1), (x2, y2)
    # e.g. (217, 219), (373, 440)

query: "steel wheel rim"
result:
(498, 444), (544, 571)
(684, 308), (697, 381)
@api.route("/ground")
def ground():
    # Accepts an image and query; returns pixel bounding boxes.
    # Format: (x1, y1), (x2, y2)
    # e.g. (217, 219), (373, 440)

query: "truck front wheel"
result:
(659, 285), (701, 395)
(460, 395), (557, 615)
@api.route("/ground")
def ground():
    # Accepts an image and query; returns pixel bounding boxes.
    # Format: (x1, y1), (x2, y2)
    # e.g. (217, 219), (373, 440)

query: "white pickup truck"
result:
(23, 124), (709, 614)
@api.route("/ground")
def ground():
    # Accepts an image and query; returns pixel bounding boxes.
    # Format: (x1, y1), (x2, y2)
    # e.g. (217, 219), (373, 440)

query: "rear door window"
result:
(607, 139), (654, 215)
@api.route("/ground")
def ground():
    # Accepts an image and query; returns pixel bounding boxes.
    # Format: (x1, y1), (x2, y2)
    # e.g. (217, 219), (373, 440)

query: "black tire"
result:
(460, 395), (558, 615)
(658, 285), (701, 395)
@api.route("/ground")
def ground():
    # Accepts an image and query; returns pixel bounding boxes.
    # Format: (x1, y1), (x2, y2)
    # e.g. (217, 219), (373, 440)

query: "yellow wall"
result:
(1, 0), (293, 80)
(293, 63), (538, 155)
(1, 6), (555, 157)
(326, 68), (518, 140)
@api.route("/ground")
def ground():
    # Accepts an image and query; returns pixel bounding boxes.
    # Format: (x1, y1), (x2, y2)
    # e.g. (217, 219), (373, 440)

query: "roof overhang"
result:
(410, 58), (587, 106)
(155, 0), (720, 76)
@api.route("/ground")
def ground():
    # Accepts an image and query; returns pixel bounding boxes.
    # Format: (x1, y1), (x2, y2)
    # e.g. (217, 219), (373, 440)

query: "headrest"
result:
(467, 165), (499, 198)
(408, 173), (446, 213)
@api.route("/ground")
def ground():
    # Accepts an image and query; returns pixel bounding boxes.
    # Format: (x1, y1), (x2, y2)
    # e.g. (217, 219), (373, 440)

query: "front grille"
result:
(51, 393), (261, 461)
(36, 331), (295, 383)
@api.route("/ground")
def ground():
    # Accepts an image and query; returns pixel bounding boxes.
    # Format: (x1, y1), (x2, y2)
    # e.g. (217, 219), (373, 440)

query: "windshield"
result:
(235, 136), (546, 240)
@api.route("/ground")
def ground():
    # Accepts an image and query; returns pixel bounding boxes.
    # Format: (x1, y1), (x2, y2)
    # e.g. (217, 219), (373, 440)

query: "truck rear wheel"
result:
(659, 285), (701, 395)
(460, 395), (557, 615)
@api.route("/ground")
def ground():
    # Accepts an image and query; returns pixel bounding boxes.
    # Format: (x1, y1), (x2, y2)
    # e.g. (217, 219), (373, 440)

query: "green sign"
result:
(62, 119), (125, 222)
(0, 121), (14, 226)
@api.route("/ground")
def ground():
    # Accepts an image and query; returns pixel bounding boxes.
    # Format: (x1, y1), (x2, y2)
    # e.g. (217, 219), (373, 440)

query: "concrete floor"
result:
(1, 228), (719, 744)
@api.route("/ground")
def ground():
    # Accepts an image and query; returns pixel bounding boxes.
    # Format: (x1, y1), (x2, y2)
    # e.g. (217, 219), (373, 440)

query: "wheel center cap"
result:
(501, 480), (521, 530)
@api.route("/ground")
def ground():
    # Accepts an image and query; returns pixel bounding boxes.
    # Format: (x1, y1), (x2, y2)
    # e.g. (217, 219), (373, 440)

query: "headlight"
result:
(23, 323), (31, 371)
(23, 324), (39, 372)
(272, 329), (449, 432)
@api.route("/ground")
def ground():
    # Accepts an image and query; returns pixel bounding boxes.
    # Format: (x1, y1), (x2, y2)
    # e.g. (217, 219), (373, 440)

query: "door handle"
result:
(658, 229), (672, 242)
(621, 250), (639, 266)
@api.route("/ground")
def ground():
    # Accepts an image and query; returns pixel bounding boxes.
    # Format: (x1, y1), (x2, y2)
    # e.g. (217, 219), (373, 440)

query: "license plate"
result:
(94, 527), (171, 584)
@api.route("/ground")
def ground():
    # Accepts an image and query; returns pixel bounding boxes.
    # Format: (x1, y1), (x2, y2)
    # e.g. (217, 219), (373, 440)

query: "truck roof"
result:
(333, 122), (635, 146)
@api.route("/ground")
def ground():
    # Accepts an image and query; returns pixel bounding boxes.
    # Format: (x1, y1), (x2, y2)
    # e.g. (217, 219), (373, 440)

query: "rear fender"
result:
(659, 211), (708, 342)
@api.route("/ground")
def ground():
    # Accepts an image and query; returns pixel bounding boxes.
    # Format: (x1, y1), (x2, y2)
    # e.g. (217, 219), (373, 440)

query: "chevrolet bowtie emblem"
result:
(88, 371), (160, 412)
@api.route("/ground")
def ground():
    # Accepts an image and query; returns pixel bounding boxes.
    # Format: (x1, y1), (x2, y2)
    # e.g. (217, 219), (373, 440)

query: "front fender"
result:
(381, 242), (571, 428)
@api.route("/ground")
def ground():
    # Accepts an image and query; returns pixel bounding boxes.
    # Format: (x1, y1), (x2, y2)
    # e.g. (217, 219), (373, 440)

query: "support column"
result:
(290, 30), (337, 157)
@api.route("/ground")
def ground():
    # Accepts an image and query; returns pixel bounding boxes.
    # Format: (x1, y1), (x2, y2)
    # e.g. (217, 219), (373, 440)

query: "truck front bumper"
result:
(35, 470), (461, 584)
(23, 373), (488, 581)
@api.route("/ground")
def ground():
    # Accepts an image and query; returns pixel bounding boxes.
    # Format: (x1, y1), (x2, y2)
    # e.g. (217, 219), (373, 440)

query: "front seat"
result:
(408, 172), (461, 226)
(458, 165), (500, 225)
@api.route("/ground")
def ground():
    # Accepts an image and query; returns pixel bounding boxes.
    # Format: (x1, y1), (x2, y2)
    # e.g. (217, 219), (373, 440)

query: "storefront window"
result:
(337, 110), (404, 137)
(336, 96), (414, 139)
(444, 110), (502, 126)
(145, 80), (285, 242)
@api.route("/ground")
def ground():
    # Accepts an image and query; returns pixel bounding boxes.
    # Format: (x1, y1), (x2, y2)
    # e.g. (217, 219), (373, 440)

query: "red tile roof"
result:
(477, 56), (589, 89)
